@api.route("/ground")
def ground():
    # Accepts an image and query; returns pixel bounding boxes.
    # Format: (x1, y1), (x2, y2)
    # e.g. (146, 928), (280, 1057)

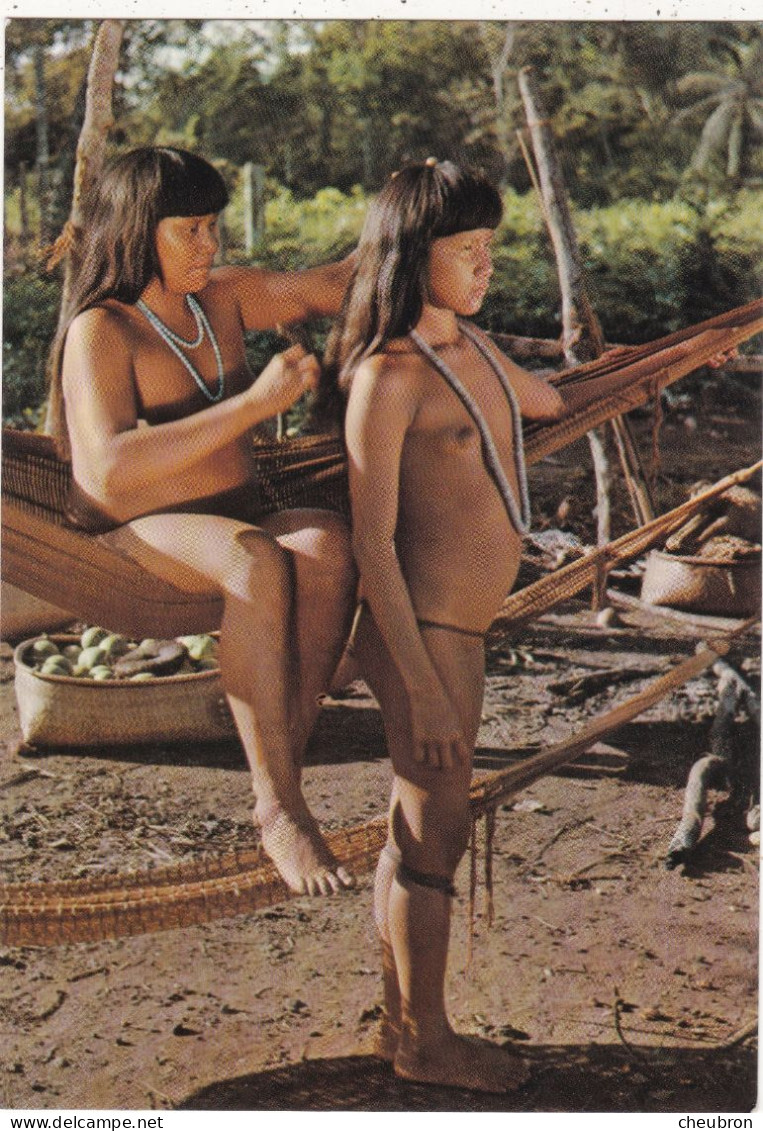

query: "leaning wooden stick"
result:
(472, 616), (758, 818)
(488, 460), (762, 636)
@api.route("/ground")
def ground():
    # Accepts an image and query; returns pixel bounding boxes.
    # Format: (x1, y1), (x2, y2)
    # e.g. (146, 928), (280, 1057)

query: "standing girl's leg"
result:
(103, 509), (356, 895)
(354, 610), (528, 1092)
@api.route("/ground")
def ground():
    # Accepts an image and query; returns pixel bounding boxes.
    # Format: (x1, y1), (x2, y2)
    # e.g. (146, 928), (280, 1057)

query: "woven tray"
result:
(640, 550), (761, 617)
(13, 634), (237, 748)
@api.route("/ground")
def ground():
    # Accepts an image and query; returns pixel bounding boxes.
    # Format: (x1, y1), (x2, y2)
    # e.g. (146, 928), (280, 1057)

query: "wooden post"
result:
(243, 162), (266, 255)
(52, 18), (125, 311)
(44, 19), (125, 440)
(19, 161), (29, 243)
(517, 66), (655, 553)
(33, 43), (51, 245)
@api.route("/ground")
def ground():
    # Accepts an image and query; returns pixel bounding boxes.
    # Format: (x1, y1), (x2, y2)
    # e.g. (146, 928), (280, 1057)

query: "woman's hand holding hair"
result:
(248, 343), (320, 419)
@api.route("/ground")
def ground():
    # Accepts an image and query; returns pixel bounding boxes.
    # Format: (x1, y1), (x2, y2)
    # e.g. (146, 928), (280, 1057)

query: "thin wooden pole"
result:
(517, 66), (655, 541)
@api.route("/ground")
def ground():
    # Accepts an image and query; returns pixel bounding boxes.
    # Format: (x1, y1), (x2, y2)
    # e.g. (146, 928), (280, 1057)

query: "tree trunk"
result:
(52, 19), (125, 320)
(33, 43), (52, 246)
(517, 66), (654, 548)
(19, 161), (29, 243)
(479, 22), (516, 182)
(44, 19), (125, 438)
(517, 66), (604, 363)
(68, 23), (125, 233)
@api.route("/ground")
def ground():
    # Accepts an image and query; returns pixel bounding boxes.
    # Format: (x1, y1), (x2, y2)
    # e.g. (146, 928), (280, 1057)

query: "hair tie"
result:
(45, 220), (78, 271)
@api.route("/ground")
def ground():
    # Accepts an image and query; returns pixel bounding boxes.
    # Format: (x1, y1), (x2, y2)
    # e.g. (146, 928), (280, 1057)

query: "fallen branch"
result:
(473, 617), (756, 818)
(716, 1018), (758, 1049)
(548, 665), (665, 704)
(664, 755), (729, 868)
(665, 655), (760, 868)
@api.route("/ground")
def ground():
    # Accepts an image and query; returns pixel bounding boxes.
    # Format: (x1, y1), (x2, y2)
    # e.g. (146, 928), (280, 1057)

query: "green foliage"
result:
(704, 190), (763, 304)
(259, 184), (367, 267)
(2, 273), (61, 426)
(576, 199), (702, 340)
(577, 193), (762, 339)
(4, 19), (762, 426)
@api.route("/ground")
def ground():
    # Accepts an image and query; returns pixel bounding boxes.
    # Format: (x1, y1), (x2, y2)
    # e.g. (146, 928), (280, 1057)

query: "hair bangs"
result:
(155, 148), (229, 219)
(431, 162), (503, 239)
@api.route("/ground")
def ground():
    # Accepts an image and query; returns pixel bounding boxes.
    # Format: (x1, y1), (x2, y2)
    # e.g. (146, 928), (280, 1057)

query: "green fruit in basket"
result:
(100, 633), (130, 660)
(177, 633), (218, 661)
(30, 638), (61, 662)
(40, 655), (73, 677)
(129, 672), (155, 682)
(81, 626), (110, 649)
(73, 644), (108, 674)
(62, 644), (82, 662)
(89, 665), (115, 681)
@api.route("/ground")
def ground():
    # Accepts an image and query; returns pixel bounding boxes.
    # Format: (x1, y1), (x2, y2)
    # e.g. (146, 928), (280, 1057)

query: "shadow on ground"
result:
(179, 1042), (757, 1112)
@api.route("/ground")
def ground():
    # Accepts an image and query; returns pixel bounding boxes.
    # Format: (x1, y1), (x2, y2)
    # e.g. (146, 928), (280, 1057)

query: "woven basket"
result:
(640, 550), (761, 617)
(13, 634), (237, 748)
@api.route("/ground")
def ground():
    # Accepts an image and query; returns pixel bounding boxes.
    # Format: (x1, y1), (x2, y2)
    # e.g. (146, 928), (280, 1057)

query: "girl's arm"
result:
(501, 355), (565, 421)
(62, 306), (317, 521)
(473, 329), (565, 421)
(345, 357), (468, 771)
(215, 252), (356, 332)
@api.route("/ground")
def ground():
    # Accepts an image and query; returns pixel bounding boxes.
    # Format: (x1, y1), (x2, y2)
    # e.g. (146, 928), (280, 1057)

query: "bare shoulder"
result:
(206, 265), (251, 294)
(66, 301), (136, 357)
(352, 346), (428, 401)
(344, 350), (427, 437)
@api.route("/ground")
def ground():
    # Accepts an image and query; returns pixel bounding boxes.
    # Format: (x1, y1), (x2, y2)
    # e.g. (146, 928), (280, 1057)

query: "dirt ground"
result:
(0, 381), (759, 1115)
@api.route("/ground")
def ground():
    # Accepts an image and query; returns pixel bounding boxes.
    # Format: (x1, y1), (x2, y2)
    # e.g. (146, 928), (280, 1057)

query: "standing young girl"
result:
(326, 159), (564, 1091)
(49, 146), (358, 896)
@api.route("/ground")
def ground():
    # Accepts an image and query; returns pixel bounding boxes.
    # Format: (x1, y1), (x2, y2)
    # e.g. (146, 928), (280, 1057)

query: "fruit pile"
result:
(23, 628), (220, 682)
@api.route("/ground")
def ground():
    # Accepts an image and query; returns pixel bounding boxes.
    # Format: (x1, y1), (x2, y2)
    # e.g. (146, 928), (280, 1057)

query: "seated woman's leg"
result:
(102, 511), (355, 896)
(260, 507), (357, 760)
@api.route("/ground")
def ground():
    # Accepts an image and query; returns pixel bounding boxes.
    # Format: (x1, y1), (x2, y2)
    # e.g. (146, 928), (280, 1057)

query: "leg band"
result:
(417, 617), (486, 641)
(396, 861), (456, 898)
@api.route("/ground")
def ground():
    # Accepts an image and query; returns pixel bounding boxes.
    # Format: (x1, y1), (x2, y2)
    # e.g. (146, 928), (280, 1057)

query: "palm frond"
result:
(691, 99), (737, 171)
(673, 93), (722, 125)
(676, 72), (729, 97)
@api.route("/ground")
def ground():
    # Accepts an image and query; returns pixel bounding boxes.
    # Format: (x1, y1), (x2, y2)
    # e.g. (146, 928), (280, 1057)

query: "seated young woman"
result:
(322, 158), (564, 1091)
(48, 146), (358, 896)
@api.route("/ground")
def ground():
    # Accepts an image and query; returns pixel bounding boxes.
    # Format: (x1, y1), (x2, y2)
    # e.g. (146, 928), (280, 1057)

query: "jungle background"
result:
(3, 17), (762, 430)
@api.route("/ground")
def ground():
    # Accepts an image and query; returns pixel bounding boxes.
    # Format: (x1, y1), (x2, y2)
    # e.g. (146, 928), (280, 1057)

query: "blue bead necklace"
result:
(136, 293), (225, 403)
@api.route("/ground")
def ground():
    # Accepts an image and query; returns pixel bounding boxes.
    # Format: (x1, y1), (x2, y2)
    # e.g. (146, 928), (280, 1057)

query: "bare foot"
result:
(373, 1011), (400, 1062)
(256, 804), (355, 896)
(394, 1030), (529, 1094)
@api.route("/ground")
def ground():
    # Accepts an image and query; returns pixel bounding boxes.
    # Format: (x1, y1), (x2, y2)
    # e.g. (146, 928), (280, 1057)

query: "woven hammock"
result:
(3, 299), (762, 639)
(1, 617), (755, 946)
(1, 299), (761, 946)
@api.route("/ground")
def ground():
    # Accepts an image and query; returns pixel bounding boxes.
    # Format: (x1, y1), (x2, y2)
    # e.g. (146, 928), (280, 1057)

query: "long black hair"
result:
(317, 159), (502, 423)
(48, 147), (229, 454)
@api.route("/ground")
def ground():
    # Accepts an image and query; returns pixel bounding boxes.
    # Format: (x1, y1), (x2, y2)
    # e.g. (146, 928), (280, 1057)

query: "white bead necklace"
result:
(409, 321), (531, 536)
(136, 293), (225, 403)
